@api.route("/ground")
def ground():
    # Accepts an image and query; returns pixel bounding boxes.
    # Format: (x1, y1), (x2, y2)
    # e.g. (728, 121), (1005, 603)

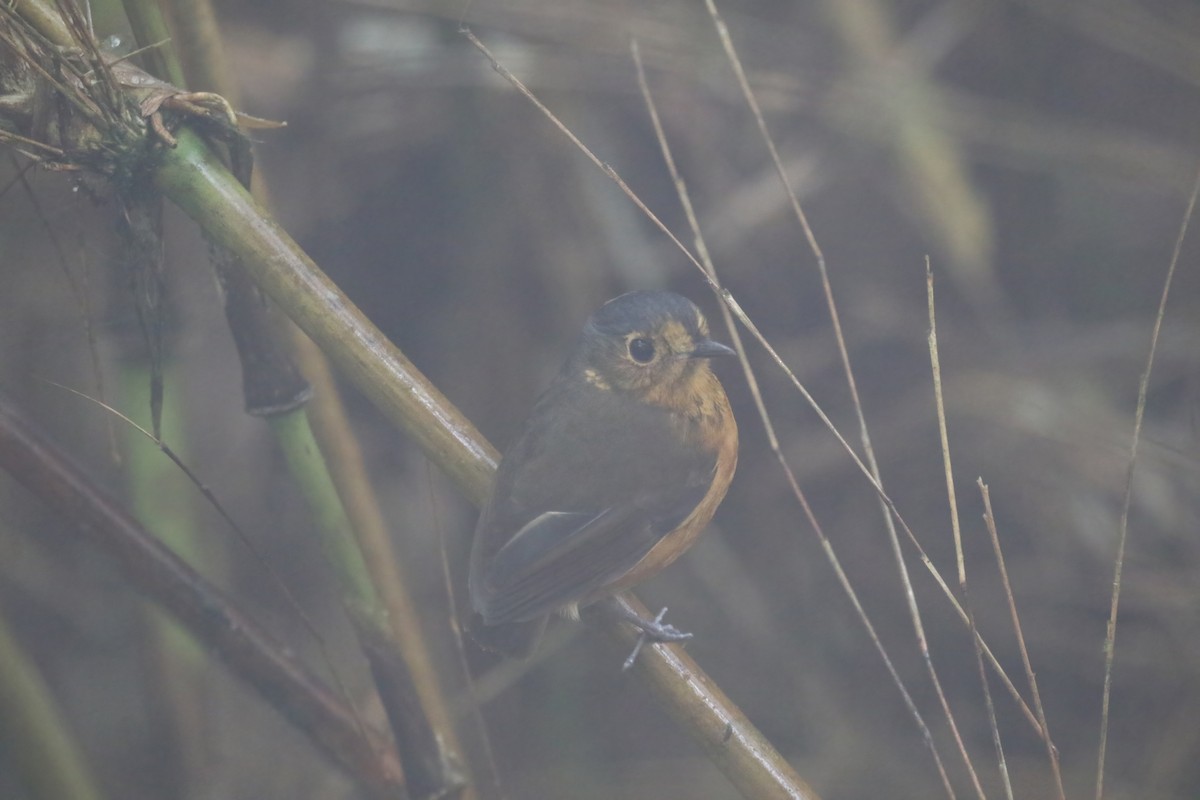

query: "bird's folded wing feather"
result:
(475, 484), (708, 624)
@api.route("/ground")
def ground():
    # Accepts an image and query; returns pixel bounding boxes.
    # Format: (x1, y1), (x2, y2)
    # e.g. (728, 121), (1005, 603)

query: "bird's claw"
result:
(622, 606), (692, 671)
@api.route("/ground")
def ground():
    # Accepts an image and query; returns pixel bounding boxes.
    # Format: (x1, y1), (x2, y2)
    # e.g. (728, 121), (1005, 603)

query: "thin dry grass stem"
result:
(705, 0), (989, 785)
(701, 0), (828, 276)
(57, 2), (126, 124)
(631, 39), (957, 798)
(0, 26), (91, 119)
(701, 3), (1043, 743)
(927, 264), (1004, 800)
(978, 479), (1066, 800)
(803, 479), (956, 800)
(964, 589), (1007, 800)
(628, 40), (769, 447)
(705, 2), (998, 789)
(462, 23), (1048, 742)
(1095, 160), (1200, 800)
(906, 534), (1044, 739)
(0, 130), (66, 157)
(926, 269), (966, 589)
(44, 381), (376, 754)
(106, 38), (174, 69)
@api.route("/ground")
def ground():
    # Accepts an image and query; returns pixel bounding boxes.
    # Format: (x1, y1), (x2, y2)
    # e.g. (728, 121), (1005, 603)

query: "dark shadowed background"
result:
(2, 0), (1199, 798)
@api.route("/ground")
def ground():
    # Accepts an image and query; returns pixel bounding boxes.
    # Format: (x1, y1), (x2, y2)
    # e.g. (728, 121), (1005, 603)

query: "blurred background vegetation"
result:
(2, 0), (1199, 798)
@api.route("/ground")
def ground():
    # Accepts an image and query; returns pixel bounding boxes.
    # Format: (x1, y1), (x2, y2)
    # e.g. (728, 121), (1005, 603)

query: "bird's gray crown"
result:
(585, 291), (705, 338)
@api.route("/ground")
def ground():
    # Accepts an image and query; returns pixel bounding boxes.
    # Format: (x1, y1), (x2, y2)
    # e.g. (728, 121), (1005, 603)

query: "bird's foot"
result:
(619, 605), (692, 671)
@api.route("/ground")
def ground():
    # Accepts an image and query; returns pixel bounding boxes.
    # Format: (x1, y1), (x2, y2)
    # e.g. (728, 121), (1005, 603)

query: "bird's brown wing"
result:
(472, 483), (709, 625)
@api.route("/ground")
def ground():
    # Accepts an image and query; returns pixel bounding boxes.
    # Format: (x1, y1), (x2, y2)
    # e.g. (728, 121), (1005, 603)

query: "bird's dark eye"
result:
(628, 337), (656, 364)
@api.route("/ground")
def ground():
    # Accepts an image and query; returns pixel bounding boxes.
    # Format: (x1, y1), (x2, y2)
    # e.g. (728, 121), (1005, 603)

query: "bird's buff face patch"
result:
(659, 319), (696, 358)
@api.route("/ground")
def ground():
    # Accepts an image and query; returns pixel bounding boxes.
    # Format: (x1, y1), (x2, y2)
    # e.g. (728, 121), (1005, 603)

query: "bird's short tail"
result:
(467, 613), (547, 659)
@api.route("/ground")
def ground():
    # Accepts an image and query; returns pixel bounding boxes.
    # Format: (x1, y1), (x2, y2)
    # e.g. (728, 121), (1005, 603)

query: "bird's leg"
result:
(614, 602), (692, 642)
(604, 600), (692, 671)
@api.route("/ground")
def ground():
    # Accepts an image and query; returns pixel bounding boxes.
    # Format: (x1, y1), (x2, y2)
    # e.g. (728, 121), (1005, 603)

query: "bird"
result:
(468, 290), (738, 661)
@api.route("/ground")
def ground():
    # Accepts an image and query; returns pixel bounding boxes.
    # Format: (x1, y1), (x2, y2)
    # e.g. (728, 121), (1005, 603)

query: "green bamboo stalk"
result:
(119, 364), (207, 666)
(153, 0), (471, 773)
(111, 0), (468, 786)
(106, 0), (468, 789)
(215, 244), (461, 796)
(270, 409), (464, 799)
(153, 130), (501, 502)
(0, 601), (105, 800)
(118, 0), (187, 86)
(118, 362), (213, 786)
(159, 0), (234, 100)
(270, 409), (381, 621)
(301, 337), (471, 783)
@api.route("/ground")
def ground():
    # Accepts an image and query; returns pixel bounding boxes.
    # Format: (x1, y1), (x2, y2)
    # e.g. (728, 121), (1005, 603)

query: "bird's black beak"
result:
(688, 338), (736, 359)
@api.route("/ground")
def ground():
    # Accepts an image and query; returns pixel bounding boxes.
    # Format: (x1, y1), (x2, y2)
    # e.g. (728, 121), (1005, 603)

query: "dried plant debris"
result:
(0, 6), (275, 181)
